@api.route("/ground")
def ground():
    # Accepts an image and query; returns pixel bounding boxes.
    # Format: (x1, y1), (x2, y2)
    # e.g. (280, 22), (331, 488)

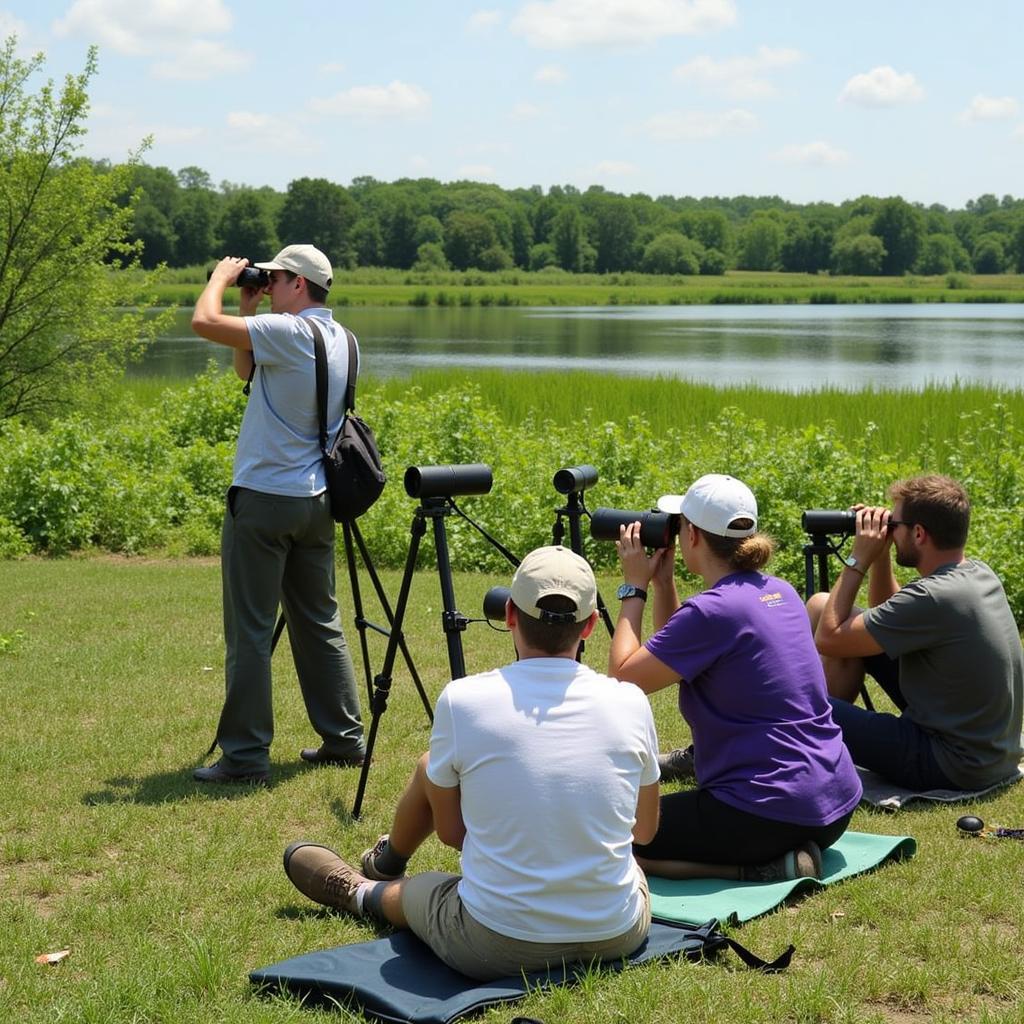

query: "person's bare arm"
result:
(425, 777), (466, 850)
(632, 781), (660, 845)
(192, 256), (262, 350)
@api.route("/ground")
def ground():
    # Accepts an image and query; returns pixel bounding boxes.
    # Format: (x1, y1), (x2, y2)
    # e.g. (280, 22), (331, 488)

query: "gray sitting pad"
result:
(857, 763), (1024, 811)
(249, 920), (789, 1024)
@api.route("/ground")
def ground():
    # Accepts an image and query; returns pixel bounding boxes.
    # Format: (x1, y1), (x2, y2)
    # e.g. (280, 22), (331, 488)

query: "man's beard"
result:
(895, 543), (919, 568)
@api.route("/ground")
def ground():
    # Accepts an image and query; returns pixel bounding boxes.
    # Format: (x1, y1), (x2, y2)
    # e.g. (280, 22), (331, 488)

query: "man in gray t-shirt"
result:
(807, 474), (1023, 790)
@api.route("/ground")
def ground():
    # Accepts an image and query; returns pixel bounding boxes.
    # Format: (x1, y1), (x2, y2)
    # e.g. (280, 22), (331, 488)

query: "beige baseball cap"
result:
(510, 545), (597, 623)
(658, 473), (758, 538)
(254, 244), (333, 291)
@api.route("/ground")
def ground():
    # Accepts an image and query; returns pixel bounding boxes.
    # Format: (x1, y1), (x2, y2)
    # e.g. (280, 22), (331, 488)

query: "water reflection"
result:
(131, 304), (1024, 391)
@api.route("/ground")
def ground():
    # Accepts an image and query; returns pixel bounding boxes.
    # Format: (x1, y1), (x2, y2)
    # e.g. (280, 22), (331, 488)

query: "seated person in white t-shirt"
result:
(283, 546), (661, 981)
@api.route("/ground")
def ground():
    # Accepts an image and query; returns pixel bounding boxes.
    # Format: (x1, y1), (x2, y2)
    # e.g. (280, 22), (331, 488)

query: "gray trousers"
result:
(216, 487), (364, 772)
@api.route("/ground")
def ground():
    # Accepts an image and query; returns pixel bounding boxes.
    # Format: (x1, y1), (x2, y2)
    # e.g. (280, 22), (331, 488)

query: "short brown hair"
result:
(281, 269), (329, 304)
(513, 595), (588, 655)
(888, 474), (970, 549)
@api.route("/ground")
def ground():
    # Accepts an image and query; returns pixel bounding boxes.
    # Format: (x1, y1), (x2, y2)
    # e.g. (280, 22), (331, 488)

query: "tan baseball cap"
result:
(510, 545), (597, 623)
(254, 244), (333, 291)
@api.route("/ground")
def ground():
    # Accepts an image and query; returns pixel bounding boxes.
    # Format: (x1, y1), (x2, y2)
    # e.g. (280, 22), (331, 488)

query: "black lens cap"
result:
(956, 814), (984, 834)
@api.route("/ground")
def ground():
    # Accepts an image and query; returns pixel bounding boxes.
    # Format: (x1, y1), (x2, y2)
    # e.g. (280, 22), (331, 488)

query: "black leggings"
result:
(633, 787), (854, 865)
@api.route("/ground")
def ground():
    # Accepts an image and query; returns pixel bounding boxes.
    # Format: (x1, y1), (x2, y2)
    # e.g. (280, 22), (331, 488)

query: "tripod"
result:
(551, 487), (614, 640)
(802, 531), (874, 712)
(203, 518), (431, 764)
(351, 495), (520, 818)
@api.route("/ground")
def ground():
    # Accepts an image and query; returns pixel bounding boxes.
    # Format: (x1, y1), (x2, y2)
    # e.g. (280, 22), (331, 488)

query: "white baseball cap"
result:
(254, 244), (333, 291)
(510, 546), (597, 623)
(657, 474), (758, 538)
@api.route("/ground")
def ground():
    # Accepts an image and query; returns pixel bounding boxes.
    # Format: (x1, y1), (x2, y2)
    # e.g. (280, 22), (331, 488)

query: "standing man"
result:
(190, 245), (365, 784)
(808, 474), (1023, 791)
(283, 546), (660, 981)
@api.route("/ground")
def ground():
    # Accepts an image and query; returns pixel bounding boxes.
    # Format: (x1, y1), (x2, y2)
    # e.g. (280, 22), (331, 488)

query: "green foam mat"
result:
(649, 830), (917, 927)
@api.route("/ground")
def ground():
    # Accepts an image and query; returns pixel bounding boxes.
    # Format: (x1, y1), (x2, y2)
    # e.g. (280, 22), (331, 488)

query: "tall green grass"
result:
(143, 267), (1024, 308)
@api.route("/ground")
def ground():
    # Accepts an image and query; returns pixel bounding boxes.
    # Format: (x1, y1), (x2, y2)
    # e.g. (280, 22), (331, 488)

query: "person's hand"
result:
(649, 541), (677, 591)
(616, 521), (660, 587)
(850, 505), (893, 567)
(208, 255), (247, 288)
(238, 278), (266, 316)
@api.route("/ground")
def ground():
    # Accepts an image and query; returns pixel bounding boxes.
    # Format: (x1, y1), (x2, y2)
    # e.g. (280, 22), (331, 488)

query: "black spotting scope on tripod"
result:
(351, 462), (521, 818)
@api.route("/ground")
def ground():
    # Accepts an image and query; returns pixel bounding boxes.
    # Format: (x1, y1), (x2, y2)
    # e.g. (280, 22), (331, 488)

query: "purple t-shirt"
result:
(645, 572), (861, 826)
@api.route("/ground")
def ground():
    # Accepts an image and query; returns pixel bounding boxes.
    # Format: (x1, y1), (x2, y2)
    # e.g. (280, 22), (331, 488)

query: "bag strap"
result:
(310, 321), (330, 456)
(343, 326), (358, 413)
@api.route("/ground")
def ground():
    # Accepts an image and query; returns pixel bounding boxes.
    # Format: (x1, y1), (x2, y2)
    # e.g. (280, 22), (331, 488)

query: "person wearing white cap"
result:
(190, 245), (364, 784)
(282, 546), (661, 981)
(609, 473), (861, 883)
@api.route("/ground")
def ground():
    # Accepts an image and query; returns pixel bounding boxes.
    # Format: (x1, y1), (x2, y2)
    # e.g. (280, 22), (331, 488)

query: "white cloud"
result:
(1013, 124), (1024, 141)
(223, 111), (317, 154)
(151, 39), (250, 80)
(958, 94), (1019, 122)
(310, 81), (431, 117)
(0, 13), (32, 48)
(467, 9), (503, 31)
(591, 159), (639, 176)
(456, 163), (496, 180)
(838, 66), (924, 107)
(643, 107), (756, 141)
(511, 0), (736, 49)
(511, 101), (543, 119)
(535, 63), (568, 84)
(773, 141), (849, 165)
(673, 45), (801, 100)
(53, 0), (232, 55)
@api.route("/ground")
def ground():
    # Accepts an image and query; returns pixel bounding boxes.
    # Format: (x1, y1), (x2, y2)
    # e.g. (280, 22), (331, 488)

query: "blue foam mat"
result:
(251, 920), (725, 1024)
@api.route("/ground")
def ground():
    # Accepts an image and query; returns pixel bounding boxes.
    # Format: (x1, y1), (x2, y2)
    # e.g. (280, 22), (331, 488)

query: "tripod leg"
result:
(341, 521), (375, 706)
(430, 507), (467, 681)
(349, 521), (433, 722)
(352, 512), (426, 820)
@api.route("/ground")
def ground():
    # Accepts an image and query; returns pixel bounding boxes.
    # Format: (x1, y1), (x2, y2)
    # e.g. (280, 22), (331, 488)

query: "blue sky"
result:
(1, 0), (1021, 207)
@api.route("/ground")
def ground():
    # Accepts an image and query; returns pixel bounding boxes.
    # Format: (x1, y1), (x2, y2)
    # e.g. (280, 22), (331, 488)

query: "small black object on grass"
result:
(956, 815), (985, 834)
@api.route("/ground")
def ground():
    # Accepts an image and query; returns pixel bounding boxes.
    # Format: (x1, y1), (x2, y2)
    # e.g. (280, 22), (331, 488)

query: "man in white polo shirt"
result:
(283, 546), (661, 981)
(190, 245), (365, 785)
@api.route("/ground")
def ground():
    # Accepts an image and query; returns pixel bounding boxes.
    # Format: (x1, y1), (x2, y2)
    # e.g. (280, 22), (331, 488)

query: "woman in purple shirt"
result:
(609, 474), (861, 882)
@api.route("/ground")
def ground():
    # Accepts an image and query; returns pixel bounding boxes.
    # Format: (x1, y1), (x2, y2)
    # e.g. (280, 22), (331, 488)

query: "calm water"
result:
(135, 304), (1024, 391)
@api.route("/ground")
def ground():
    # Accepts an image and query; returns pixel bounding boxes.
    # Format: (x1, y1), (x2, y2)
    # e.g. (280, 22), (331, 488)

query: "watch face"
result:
(616, 584), (636, 599)
(843, 555), (857, 568)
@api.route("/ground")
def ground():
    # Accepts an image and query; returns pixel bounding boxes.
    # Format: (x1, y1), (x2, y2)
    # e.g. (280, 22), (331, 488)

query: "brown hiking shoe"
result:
(741, 841), (823, 883)
(360, 834), (405, 881)
(283, 841), (365, 913)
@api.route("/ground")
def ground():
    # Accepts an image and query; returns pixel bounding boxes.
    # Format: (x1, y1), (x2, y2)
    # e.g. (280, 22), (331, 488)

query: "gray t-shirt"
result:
(863, 559), (1023, 788)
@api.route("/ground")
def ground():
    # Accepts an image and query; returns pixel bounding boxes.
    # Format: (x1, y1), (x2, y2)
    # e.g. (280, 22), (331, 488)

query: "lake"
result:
(134, 303), (1024, 391)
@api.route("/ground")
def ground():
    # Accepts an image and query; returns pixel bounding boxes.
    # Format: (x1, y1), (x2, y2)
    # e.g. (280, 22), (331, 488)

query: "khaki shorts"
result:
(400, 871), (651, 981)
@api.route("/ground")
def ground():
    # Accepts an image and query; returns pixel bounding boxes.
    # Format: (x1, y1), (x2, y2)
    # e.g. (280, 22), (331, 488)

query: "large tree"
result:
(0, 38), (164, 421)
(871, 197), (925, 275)
(276, 176), (356, 269)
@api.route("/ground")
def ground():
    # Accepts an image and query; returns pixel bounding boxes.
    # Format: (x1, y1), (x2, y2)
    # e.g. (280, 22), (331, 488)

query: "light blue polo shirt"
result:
(232, 308), (353, 496)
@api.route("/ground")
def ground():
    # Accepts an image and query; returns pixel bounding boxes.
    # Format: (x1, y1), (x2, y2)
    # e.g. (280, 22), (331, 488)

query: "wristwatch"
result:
(616, 583), (648, 601)
(842, 554), (861, 570)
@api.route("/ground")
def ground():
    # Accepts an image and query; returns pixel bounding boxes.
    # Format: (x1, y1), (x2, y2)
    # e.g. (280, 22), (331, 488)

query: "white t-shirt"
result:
(427, 658), (660, 943)
(233, 308), (352, 496)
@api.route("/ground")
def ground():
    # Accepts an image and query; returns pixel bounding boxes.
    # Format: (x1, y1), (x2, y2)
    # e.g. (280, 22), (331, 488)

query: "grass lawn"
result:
(2, 556), (1023, 1023)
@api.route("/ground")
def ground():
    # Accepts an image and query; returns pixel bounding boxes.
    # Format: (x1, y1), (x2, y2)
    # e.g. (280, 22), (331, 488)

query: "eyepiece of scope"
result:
(553, 464), (598, 494)
(590, 508), (681, 549)
(404, 463), (493, 499)
(801, 509), (857, 536)
(482, 585), (511, 621)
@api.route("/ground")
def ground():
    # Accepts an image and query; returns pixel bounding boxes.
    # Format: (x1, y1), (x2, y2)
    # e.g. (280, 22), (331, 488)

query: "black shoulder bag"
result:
(311, 322), (386, 521)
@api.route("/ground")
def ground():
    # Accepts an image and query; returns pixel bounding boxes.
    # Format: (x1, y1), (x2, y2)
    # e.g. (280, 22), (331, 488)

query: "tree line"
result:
(122, 164), (1024, 278)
